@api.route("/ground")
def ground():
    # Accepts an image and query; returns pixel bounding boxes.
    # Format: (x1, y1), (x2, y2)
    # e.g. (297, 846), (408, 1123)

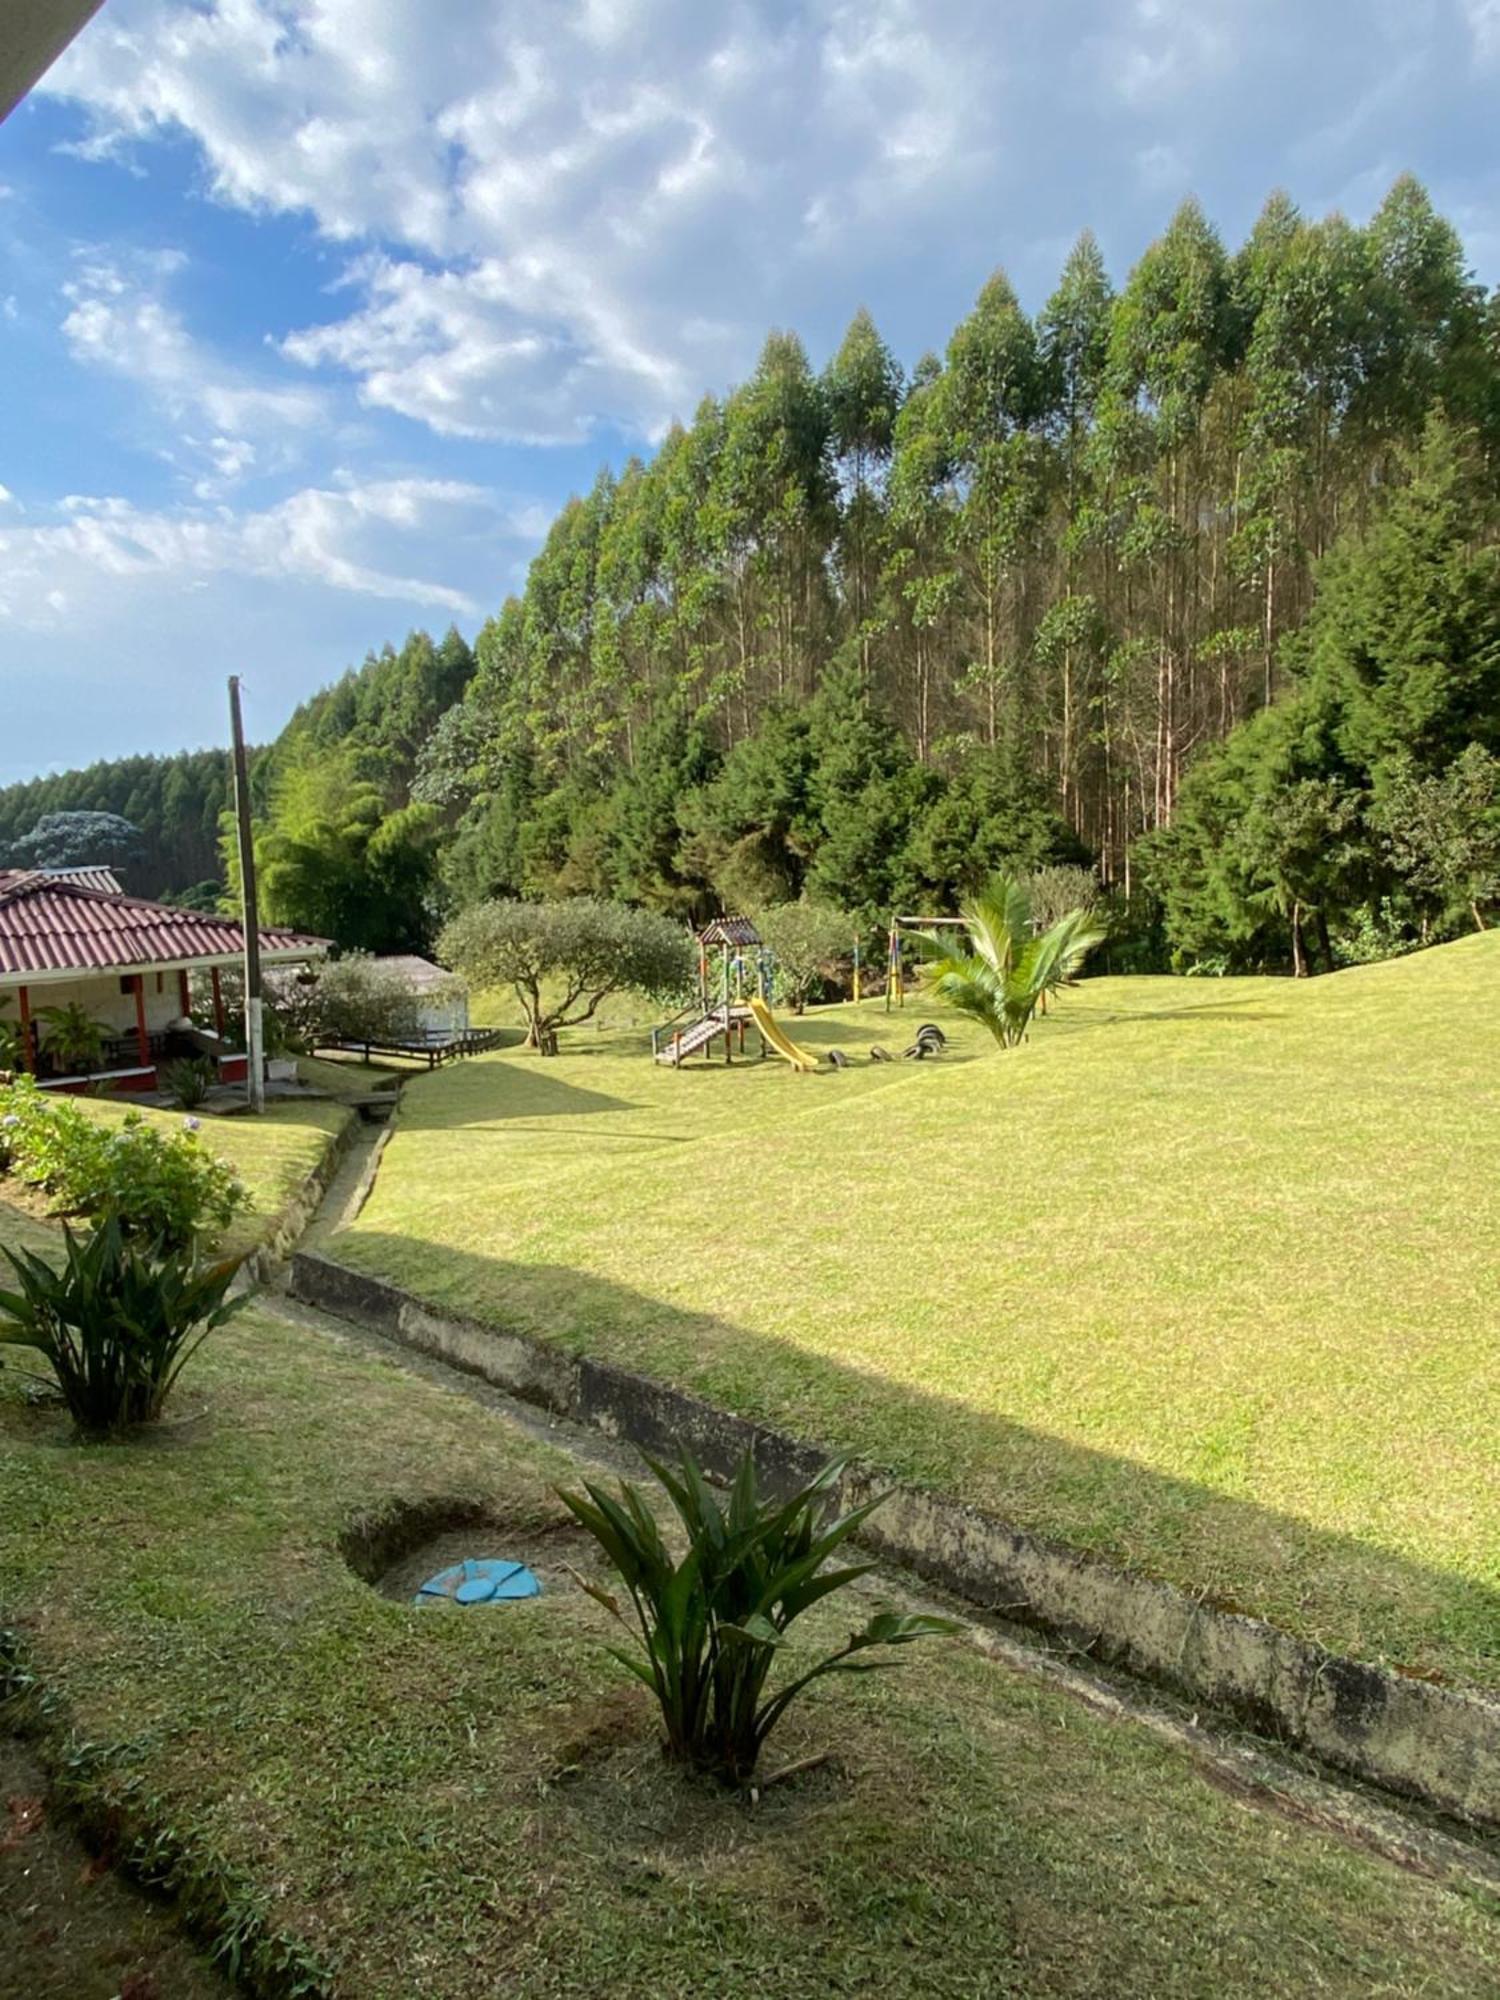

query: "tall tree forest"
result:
(0, 751), (235, 899)
(4, 179), (1497, 968)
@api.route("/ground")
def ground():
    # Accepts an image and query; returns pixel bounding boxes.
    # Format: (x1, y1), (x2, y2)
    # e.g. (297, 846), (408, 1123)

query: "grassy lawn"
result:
(329, 933), (1500, 1692)
(2, 1307), (1495, 1997)
(0, 1093), (351, 1263)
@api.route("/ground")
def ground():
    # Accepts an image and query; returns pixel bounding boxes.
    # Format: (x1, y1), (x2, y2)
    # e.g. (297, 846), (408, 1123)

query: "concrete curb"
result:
(288, 1250), (1500, 1830)
(235, 1110), (359, 1287)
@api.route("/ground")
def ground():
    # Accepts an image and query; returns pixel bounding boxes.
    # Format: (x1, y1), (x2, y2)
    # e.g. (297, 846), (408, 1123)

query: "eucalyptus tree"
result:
(883, 353), (961, 760)
(822, 306), (904, 674)
(942, 270), (1048, 750)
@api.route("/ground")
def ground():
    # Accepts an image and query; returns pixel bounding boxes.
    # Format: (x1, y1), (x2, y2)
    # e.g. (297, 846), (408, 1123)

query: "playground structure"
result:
(652, 915), (768, 1068)
(652, 913), (952, 1072)
(747, 994), (819, 1072)
(652, 915), (830, 1072)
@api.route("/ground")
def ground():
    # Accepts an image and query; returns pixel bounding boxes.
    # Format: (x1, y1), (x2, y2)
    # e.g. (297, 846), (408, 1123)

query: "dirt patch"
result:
(339, 1494), (603, 1604)
(0, 1736), (230, 1999)
(539, 1693), (854, 1855)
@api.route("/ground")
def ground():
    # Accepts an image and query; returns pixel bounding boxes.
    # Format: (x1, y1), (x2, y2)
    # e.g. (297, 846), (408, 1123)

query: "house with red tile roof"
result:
(0, 871), (328, 1092)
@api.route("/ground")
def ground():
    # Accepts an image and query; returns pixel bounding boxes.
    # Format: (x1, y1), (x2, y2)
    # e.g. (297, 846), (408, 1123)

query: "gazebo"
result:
(0, 870), (328, 1093)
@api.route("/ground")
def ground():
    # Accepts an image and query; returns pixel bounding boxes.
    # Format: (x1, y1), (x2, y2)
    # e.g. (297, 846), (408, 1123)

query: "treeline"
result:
(238, 628), (477, 951)
(9, 177), (1498, 968)
(0, 750), (234, 897)
(401, 175), (1497, 960)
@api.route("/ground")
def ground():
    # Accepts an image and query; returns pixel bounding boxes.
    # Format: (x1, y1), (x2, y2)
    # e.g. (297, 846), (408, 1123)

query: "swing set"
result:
(883, 914), (966, 1009)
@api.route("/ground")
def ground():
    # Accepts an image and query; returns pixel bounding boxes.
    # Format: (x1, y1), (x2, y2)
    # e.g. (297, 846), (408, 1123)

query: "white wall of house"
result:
(4, 971), (188, 1039)
(415, 990), (469, 1039)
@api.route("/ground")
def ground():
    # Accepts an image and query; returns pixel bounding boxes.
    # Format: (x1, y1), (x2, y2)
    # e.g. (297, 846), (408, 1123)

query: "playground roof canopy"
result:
(698, 914), (762, 948)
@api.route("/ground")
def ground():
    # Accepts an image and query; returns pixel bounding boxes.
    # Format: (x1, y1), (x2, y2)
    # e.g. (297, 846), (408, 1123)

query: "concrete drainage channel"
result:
(288, 1249), (1500, 1836)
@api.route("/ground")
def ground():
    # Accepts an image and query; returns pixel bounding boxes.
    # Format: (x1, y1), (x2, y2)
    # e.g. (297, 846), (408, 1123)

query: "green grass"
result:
(295, 1052), (406, 1100)
(2, 1307), (1495, 1996)
(330, 934), (1500, 1691)
(0, 1093), (351, 1263)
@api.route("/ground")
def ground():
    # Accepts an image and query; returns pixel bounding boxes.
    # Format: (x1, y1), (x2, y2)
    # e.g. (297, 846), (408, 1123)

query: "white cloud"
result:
(42, 0), (1015, 442)
(0, 477), (503, 628)
(60, 251), (328, 493)
(1463, 0), (1500, 62)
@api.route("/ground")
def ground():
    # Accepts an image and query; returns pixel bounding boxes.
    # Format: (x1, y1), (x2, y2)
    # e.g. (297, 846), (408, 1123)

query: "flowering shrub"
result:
(0, 1076), (247, 1251)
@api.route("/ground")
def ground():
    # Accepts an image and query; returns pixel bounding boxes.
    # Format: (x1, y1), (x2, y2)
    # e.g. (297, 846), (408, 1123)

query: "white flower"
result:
(183, 1116), (201, 1133)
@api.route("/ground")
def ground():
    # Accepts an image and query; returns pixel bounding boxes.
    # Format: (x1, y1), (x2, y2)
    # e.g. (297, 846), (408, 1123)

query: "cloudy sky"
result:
(1, 0), (1498, 783)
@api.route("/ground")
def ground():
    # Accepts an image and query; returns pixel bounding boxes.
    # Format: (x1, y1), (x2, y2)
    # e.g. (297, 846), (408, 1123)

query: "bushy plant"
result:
(1024, 865), (1101, 935)
(0, 1074), (95, 1180)
(270, 955), (425, 1051)
(758, 900), (854, 1013)
(0, 1217), (244, 1435)
(0, 1078), (246, 1250)
(160, 1055), (216, 1109)
(36, 1001), (109, 1076)
(0, 996), (22, 1074)
(559, 1450), (956, 1786)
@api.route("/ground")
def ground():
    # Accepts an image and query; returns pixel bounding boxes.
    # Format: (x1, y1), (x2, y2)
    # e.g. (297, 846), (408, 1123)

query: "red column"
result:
(133, 974), (150, 1069)
(16, 984), (33, 1072)
(178, 968), (192, 1017)
(211, 966), (225, 1036)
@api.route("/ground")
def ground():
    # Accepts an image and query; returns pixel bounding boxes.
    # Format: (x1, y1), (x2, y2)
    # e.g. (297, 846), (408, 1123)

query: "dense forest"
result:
(4, 178), (1496, 967)
(0, 750), (235, 899)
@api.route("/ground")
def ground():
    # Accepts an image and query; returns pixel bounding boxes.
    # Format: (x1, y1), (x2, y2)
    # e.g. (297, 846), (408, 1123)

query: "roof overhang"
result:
(1, 1), (105, 125)
(0, 944), (328, 990)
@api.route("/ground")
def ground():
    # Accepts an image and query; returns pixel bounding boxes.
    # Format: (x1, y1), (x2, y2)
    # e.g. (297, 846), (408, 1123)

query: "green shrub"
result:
(758, 900), (854, 1013)
(0, 1074), (96, 1180)
(0, 1077), (246, 1250)
(559, 1450), (956, 1785)
(0, 1218), (245, 1435)
(161, 1055), (216, 1109)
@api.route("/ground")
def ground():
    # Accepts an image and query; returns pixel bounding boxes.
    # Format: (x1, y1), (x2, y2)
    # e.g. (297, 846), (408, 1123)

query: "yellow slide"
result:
(748, 996), (820, 1072)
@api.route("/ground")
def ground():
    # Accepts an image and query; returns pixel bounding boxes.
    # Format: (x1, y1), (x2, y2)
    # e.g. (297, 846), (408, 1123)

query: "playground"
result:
(329, 931), (1499, 1694)
(650, 912), (958, 1072)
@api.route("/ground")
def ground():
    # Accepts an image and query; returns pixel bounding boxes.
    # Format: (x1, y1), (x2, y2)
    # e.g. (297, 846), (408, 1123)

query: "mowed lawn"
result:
(332, 933), (1500, 1691)
(2, 1307), (1496, 1997)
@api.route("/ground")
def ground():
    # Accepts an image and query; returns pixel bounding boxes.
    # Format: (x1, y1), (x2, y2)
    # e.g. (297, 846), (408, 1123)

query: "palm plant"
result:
(559, 1450), (956, 1786)
(0, 1217), (244, 1435)
(0, 996), (22, 1073)
(915, 875), (1106, 1048)
(37, 1001), (109, 1076)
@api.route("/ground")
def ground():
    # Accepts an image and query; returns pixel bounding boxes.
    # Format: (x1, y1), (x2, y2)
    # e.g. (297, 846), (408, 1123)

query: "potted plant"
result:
(37, 1001), (109, 1077)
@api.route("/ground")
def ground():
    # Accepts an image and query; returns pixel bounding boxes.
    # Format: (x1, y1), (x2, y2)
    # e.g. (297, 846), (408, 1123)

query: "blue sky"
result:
(2, 0), (1498, 785)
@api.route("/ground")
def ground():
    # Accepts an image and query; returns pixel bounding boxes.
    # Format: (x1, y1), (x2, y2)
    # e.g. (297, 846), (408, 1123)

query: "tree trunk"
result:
(1315, 907), (1334, 973)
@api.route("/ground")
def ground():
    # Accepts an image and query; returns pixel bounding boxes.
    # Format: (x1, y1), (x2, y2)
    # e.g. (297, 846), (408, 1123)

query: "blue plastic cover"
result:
(415, 1556), (542, 1605)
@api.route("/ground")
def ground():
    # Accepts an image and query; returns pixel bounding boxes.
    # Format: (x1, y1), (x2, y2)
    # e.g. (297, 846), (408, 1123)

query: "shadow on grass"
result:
(338, 1228), (1499, 1691)
(399, 1062), (643, 1128)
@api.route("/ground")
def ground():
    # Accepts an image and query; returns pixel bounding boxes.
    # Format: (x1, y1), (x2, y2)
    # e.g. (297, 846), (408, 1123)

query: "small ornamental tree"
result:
(438, 898), (694, 1051)
(273, 954), (427, 1051)
(759, 900), (855, 1013)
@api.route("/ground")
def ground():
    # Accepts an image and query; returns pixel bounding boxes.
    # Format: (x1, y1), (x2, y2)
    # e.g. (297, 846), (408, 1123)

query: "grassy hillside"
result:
(332, 934), (1500, 1690)
(2, 1306), (1495, 1996)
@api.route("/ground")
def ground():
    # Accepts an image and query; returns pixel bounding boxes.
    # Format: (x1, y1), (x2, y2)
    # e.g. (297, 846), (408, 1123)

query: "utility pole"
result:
(228, 676), (265, 1113)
